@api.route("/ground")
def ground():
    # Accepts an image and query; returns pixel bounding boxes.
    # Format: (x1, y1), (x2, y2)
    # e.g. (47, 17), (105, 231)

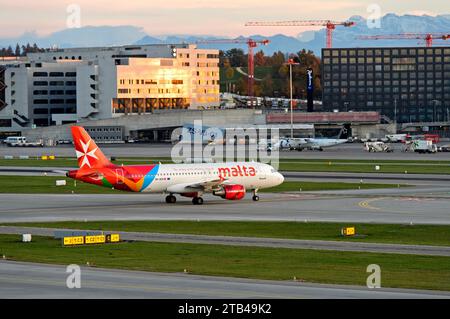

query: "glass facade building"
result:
(322, 47), (450, 123)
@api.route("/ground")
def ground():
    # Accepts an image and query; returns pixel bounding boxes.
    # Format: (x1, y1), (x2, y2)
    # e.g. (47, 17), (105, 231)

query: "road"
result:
(1, 261), (448, 299)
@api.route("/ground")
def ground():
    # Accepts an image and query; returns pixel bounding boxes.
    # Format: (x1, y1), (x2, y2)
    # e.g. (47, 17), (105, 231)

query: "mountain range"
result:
(1, 14), (450, 56)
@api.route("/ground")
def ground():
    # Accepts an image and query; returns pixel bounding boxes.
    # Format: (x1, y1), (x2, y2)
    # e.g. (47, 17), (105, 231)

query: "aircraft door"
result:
(115, 168), (125, 184)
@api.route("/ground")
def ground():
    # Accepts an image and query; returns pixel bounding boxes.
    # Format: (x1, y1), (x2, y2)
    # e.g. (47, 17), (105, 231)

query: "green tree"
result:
(225, 67), (235, 80)
(235, 77), (247, 96)
(222, 57), (231, 68)
(14, 43), (21, 56)
(278, 64), (288, 78)
(261, 74), (274, 96)
(5, 45), (13, 56)
(225, 48), (246, 67)
(254, 50), (266, 66)
(270, 51), (286, 67)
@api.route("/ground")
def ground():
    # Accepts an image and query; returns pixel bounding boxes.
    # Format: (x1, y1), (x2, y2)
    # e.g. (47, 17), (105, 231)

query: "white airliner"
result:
(270, 125), (350, 151)
(271, 137), (348, 151)
(67, 126), (284, 205)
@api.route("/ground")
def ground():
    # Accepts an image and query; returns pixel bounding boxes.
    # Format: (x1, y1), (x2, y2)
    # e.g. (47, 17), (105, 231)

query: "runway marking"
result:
(395, 197), (436, 202)
(358, 198), (385, 211)
(357, 196), (448, 216)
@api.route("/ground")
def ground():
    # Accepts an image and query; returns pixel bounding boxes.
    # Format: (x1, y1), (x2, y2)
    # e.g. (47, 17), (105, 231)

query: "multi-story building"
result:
(322, 47), (450, 123)
(1, 57), (27, 134)
(0, 44), (219, 134)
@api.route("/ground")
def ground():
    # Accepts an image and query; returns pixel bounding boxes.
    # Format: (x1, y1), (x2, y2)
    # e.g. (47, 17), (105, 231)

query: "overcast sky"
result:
(0, 0), (448, 37)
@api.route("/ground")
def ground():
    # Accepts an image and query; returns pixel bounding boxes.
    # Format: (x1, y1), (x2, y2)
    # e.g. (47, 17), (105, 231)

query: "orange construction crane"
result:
(196, 38), (269, 97)
(245, 20), (355, 48)
(356, 33), (450, 47)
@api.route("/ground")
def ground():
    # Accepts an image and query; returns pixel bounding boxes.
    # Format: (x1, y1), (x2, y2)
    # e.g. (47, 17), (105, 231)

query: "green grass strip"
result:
(3, 221), (448, 246)
(1, 235), (449, 291)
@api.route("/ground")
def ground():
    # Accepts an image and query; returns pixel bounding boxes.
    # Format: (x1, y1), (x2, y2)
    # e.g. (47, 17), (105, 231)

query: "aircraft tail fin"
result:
(71, 126), (112, 169)
(338, 123), (352, 140)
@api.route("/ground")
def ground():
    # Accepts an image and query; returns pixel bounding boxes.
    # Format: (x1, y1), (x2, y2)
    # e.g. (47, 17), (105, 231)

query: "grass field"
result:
(1, 157), (449, 174)
(1, 235), (449, 291)
(4, 221), (449, 247)
(279, 161), (450, 174)
(0, 176), (403, 194)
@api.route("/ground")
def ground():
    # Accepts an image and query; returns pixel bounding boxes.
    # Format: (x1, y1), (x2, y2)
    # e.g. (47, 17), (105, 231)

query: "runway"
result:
(1, 226), (449, 256)
(0, 188), (449, 224)
(1, 261), (448, 299)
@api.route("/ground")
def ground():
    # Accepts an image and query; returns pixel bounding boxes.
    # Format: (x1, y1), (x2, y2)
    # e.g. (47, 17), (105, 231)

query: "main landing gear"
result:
(165, 194), (176, 204)
(252, 189), (259, 202)
(192, 197), (204, 205)
(165, 194), (204, 205)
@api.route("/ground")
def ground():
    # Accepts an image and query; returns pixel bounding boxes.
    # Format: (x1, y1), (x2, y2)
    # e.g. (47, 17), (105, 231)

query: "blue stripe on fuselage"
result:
(141, 164), (160, 191)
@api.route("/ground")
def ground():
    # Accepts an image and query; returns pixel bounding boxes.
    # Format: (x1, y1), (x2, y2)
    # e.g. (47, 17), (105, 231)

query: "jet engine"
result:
(213, 184), (246, 200)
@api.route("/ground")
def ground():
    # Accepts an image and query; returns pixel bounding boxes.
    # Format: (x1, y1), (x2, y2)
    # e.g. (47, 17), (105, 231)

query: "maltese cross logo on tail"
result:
(71, 126), (112, 169)
(76, 139), (98, 168)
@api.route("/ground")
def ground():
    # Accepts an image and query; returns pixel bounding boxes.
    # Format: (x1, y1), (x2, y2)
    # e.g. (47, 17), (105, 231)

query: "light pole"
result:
(431, 100), (440, 123)
(286, 58), (300, 139)
(394, 98), (397, 127)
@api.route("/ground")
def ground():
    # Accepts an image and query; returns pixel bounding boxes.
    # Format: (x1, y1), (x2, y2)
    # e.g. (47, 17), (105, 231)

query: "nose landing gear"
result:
(252, 189), (259, 202)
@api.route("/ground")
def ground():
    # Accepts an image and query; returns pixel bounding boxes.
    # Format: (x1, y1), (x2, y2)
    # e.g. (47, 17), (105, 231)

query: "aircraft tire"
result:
(166, 195), (176, 204)
(192, 197), (204, 205)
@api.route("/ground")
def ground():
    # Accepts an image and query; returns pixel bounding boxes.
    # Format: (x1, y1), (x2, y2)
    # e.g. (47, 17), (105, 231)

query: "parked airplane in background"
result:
(67, 127), (284, 205)
(271, 124), (350, 151)
(297, 137), (348, 151)
(271, 138), (307, 151)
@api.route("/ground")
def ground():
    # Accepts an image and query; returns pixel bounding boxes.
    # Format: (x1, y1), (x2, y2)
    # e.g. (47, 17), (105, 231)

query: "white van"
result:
(4, 136), (26, 146)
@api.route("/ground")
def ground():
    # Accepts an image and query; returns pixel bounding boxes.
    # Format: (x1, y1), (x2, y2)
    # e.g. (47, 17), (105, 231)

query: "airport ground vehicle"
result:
(66, 126), (284, 205)
(56, 139), (72, 145)
(364, 142), (393, 152)
(384, 134), (410, 143)
(410, 134), (440, 144)
(403, 140), (438, 153)
(4, 136), (43, 147)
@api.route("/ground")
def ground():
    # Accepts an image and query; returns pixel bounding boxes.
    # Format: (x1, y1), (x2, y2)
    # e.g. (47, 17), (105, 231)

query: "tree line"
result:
(0, 43), (45, 57)
(220, 48), (322, 98)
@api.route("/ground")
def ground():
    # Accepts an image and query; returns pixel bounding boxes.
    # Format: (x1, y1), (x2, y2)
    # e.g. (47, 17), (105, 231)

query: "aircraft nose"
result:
(277, 172), (284, 184)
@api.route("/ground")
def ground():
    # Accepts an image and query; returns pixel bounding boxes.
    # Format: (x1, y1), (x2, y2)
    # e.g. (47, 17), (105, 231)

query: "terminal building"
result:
(0, 44), (220, 135)
(322, 47), (450, 124)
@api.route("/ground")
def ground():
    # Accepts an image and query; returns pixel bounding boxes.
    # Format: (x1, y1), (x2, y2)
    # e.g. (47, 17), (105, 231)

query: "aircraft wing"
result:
(166, 178), (227, 193)
(188, 178), (228, 190)
(300, 138), (314, 147)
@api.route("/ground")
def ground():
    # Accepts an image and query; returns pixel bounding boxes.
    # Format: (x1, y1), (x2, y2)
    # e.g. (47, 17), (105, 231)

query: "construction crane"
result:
(196, 38), (269, 97)
(356, 33), (450, 47)
(245, 20), (355, 48)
